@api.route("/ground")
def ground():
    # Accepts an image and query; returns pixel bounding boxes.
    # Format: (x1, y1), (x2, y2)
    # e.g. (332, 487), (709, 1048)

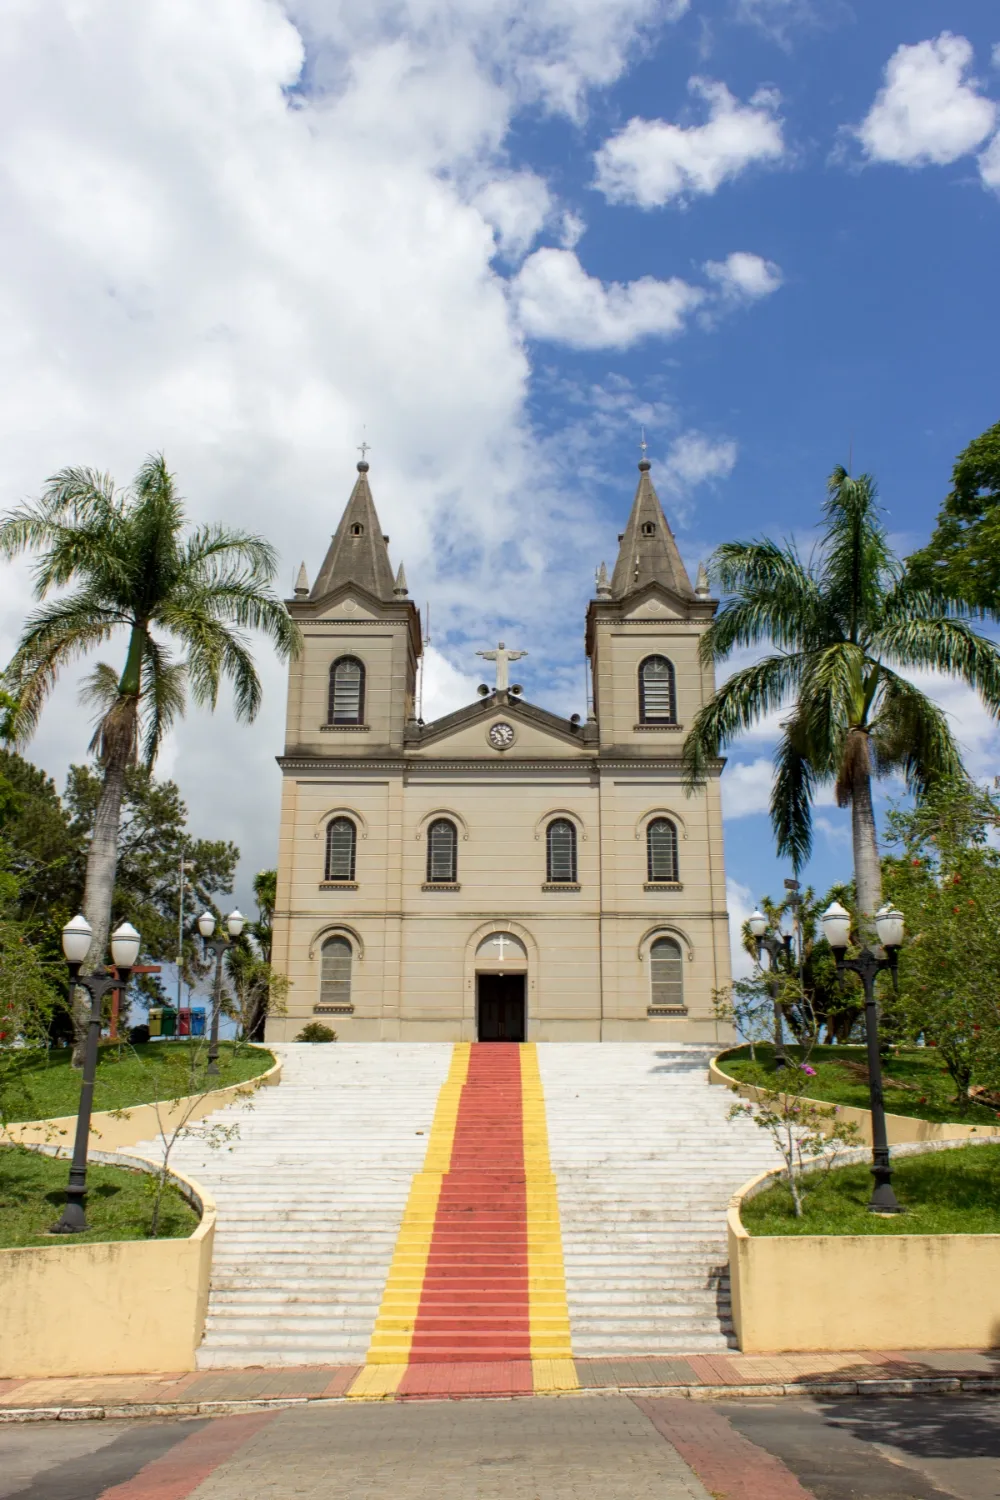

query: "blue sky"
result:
(0, 0), (997, 982)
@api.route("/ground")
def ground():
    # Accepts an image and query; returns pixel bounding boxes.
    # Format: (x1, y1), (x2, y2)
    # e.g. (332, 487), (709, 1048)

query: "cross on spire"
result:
(639, 426), (648, 460)
(357, 439), (371, 463)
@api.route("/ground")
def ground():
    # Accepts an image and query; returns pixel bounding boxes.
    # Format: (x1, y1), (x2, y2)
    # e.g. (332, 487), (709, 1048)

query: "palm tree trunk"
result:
(850, 743), (882, 944)
(72, 749), (129, 1064)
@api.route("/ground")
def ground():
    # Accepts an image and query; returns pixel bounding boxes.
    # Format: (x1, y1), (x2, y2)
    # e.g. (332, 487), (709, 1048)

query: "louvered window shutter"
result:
(546, 820), (577, 882)
(320, 937), (352, 1007)
(640, 657), (675, 723)
(329, 659), (364, 724)
(650, 939), (684, 1009)
(325, 818), (356, 880)
(647, 819), (678, 882)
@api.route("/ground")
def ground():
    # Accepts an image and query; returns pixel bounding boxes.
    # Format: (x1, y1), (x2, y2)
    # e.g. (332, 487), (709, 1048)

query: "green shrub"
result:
(295, 1021), (337, 1043)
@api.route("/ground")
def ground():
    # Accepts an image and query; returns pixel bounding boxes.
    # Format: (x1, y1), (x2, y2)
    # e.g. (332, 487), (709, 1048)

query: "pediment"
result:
(408, 698), (593, 758)
(620, 583), (689, 620)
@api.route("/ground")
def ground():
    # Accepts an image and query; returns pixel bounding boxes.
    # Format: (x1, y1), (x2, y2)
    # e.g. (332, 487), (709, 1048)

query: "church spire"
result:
(310, 459), (397, 603)
(609, 458), (694, 601)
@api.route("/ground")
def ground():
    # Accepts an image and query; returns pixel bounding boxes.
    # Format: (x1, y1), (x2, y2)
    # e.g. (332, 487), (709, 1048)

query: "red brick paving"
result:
(634, 1396), (817, 1499)
(97, 1410), (278, 1499)
(320, 1366), (361, 1398)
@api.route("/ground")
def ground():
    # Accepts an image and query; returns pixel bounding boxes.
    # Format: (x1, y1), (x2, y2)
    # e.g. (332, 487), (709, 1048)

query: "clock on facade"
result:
(487, 721), (515, 750)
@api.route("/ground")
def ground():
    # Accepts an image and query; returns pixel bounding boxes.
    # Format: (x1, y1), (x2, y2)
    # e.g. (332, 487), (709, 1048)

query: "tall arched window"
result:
(426, 819), (458, 883)
(320, 936), (352, 1008)
(325, 817), (357, 881)
(546, 819), (577, 883)
(647, 818), (679, 882)
(639, 655), (676, 724)
(328, 656), (365, 724)
(650, 937), (684, 1010)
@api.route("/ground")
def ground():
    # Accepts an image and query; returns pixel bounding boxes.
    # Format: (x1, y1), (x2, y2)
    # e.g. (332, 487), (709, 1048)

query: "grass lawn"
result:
(742, 1143), (1000, 1236)
(0, 1144), (199, 1247)
(3, 1040), (275, 1124)
(717, 1043), (999, 1127)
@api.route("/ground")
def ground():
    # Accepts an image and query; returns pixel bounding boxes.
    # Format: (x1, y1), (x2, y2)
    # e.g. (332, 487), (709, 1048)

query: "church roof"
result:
(311, 462), (397, 603)
(610, 460), (695, 601)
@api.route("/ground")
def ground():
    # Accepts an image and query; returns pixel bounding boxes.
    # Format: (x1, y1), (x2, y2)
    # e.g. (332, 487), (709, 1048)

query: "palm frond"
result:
(872, 615), (1000, 714)
(869, 667), (966, 796)
(139, 637), (186, 768)
(701, 567), (832, 664)
(682, 653), (806, 787)
(180, 524), (280, 583)
(771, 719), (816, 870)
(820, 468), (899, 643)
(3, 595), (124, 744)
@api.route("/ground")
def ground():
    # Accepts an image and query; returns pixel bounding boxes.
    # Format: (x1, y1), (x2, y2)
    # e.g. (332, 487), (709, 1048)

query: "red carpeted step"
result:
(408, 1044), (531, 1364)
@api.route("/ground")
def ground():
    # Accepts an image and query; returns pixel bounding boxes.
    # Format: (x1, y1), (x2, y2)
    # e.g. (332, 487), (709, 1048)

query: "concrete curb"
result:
(2, 1374), (998, 1421)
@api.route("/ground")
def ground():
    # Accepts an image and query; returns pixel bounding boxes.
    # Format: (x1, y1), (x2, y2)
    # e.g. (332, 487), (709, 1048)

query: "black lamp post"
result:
(821, 900), (905, 1215)
(747, 907), (794, 1069)
(197, 908), (245, 1075)
(50, 914), (141, 1234)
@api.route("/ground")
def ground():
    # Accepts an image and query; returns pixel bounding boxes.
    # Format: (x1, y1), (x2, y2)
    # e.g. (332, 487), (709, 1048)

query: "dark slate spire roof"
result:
(610, 459), (695, 601)
(311, 461), (396, 603)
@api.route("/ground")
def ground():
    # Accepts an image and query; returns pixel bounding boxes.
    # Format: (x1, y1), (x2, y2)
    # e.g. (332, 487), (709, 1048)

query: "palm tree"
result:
(683, 467), (1000, 935)
(0, 455), (300, 1058)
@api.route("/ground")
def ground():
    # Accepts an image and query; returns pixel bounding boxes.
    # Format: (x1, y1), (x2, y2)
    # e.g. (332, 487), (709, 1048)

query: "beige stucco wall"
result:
(0, 1156), (215, 1378)
(728, 1167), (1000, 1352)
(710, 1056), (1000, 1145)
(5, 1050), (282, 1151)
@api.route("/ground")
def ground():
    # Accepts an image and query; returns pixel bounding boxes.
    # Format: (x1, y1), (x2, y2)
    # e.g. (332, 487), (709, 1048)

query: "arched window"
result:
(639, 655), (676, 724)
(546, 819), (577, 883)
(650, 937), (684, 1010)
(647, 818), (679, 882)
(328, 657), (365, 724)
(426, 819), (458, 883)
(325, 817), (357, 881)
(320, 936), (352, 1008)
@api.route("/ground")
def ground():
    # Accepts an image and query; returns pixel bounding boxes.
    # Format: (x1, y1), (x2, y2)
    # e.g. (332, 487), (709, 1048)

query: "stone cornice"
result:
(276, 755), (725, 774)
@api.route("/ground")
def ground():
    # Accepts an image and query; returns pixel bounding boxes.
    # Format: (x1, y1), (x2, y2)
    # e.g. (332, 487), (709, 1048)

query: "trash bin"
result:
(178, 1008), (191, 1037)
(190, 1007), (206, 1038)
(148, 1008), (162, 1038)
(160, 1007), (177, 1038)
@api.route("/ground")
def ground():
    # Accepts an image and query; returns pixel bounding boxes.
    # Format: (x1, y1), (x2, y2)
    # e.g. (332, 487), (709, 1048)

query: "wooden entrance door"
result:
(476, 973), (526, 1042)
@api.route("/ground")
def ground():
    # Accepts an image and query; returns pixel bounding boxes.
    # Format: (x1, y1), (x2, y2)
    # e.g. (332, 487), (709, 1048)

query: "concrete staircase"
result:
(129, 1043), (454, 1368)
(128, 1041), (780, 1367)
(538, 1043), (781, 1354)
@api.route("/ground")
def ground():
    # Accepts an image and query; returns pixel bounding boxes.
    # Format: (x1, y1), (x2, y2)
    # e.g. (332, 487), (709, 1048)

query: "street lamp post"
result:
(747, 908), (794, 1069)
(197, 909), (245, 1075)
(821, 900), (905, 1216)
(51, 915), (141, 1234)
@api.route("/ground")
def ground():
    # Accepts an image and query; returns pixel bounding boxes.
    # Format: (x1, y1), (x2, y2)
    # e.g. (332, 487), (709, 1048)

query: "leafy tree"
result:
(683, 467), (1000, 934)
(0, 750), (82, 943)
(240, 869), (277, 1041)
(882, 782), (1000, 1105)
(0, 851), (64, 1132)
(907, 421), (1000, 611)
(0, 455), (300, 1059)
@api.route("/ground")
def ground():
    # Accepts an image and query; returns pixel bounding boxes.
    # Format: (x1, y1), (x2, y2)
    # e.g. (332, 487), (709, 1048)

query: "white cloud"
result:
(512, 248), (705, 349)
(979, 132), (1000, 191)
(722, 757), (774, 820)
(704, 250), (783, 302)
(857, 33), (997, 168)
(420, 645), (483, 720)
(726, 876), (757, 980)
(473, 172), (552, 259)
(594, 78), (784, 208)
(665, 430), (737, 487)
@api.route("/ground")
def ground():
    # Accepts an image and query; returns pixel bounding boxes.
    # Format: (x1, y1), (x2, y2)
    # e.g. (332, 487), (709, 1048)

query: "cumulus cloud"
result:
(704, 251), (784, 302)
(721, 757), (775, 820)
(512, 248), (705, 349)
(473, 172), (552, 259)
(665, 431), (738, 487)
(979, 131), (1000, 192)
(856, 33), (997, 168)
(726, 876), (757, 980)
(594, 79), (785, 208)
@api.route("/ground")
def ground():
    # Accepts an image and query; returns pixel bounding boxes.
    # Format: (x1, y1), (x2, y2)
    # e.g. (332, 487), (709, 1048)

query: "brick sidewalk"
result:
(1, 1350), (997, 1421)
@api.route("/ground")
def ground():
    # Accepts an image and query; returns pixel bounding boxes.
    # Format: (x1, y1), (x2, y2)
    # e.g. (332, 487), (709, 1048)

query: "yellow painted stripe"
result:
(520, 1043), (577, 1386)
(348, 1042), (471, 1390)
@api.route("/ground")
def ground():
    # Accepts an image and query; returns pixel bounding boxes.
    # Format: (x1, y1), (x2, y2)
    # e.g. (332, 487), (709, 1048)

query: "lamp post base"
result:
(49, 1196), (89, 1234)
(868, 1174), (904, 1215)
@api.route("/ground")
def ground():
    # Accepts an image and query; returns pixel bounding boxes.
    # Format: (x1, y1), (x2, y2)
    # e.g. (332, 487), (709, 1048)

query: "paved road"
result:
(0, 1393), (997, 1499)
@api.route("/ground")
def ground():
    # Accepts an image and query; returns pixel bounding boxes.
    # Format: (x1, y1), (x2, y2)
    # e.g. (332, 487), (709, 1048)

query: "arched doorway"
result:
(475, 933), (527, 1041)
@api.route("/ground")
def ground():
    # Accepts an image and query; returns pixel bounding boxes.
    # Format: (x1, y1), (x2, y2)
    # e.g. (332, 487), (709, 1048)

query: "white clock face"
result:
(488, 721), (515, 750)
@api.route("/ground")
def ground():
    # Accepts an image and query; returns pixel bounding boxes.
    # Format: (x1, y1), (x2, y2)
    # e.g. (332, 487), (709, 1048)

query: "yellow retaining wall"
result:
(710, 1054), (1000, 1146)
(0, 1156), (215, 1378)
(5, 1048), (282, 1152)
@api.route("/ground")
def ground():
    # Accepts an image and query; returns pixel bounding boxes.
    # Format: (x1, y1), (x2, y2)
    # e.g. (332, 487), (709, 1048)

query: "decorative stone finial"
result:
(595, 561), (612, 598)
(294, 562), (309, 597)
(393, 562), (409, 598)
(695, 561), (710, 598)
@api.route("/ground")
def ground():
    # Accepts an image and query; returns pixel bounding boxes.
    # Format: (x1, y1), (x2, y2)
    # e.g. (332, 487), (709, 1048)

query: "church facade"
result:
(267, 458), (733, 1043)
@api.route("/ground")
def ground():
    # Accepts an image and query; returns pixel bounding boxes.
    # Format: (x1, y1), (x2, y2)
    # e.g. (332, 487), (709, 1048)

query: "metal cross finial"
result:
(357, 440), (371, 462)
(639, 427), (648, 459)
